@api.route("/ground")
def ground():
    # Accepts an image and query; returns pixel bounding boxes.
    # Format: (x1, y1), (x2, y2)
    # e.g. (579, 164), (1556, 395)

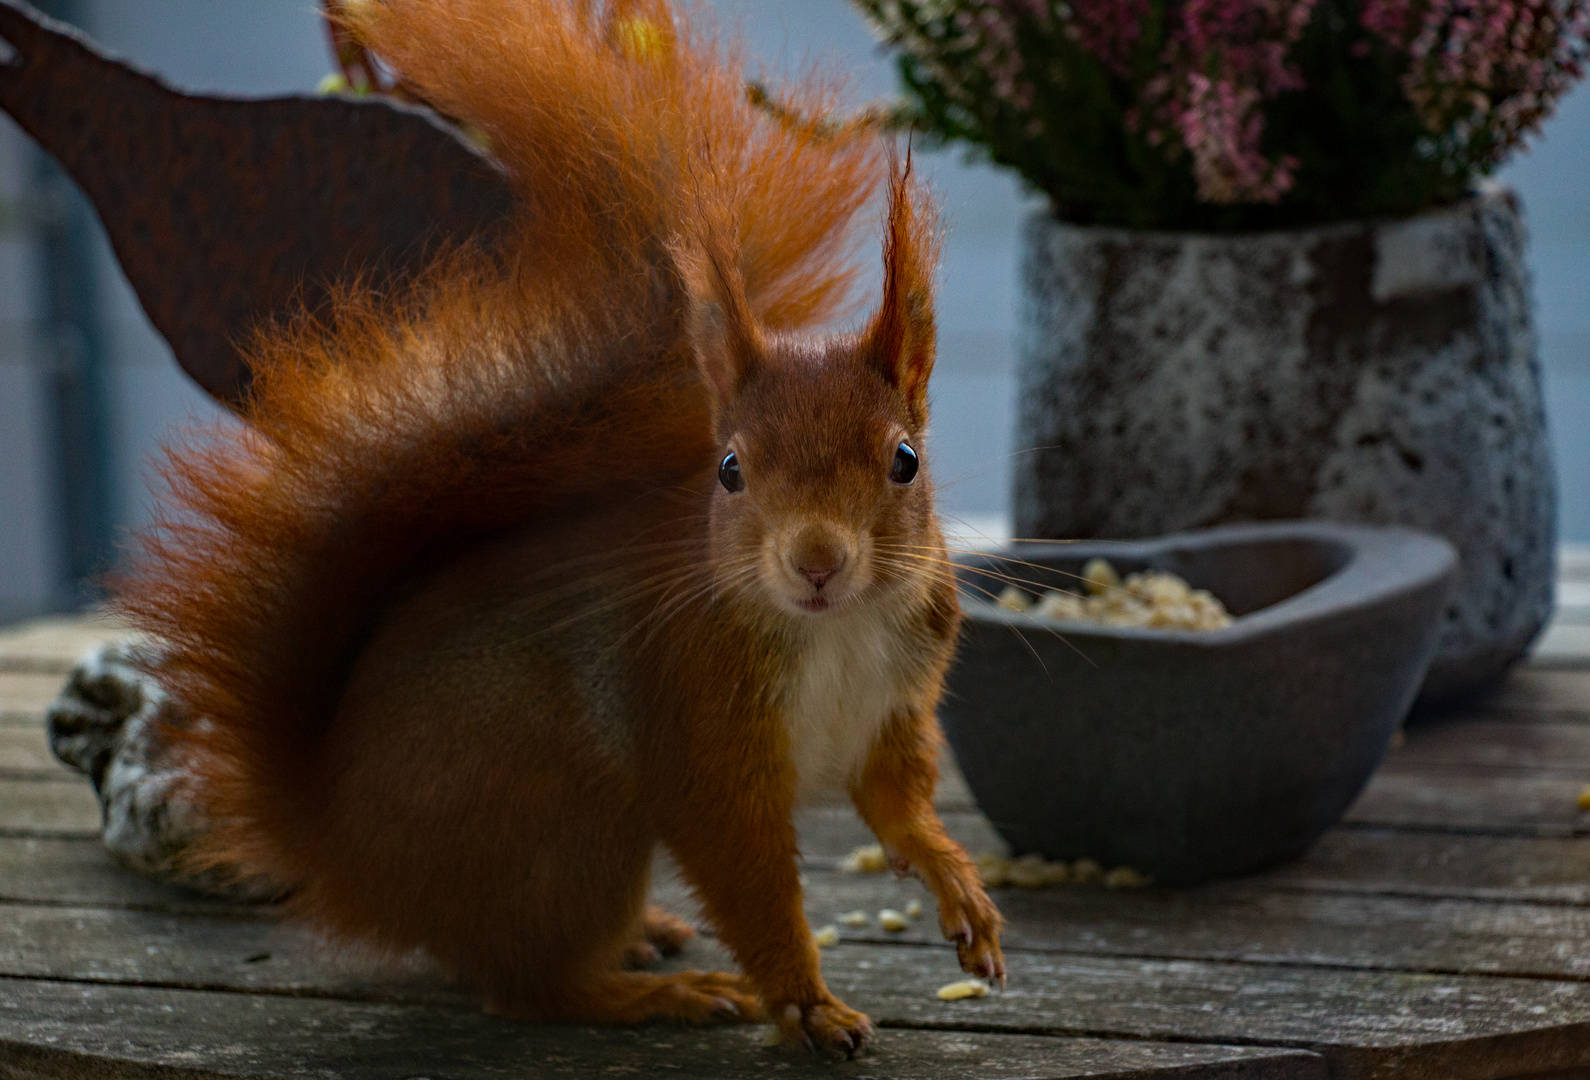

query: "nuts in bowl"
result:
(995, 557), (1233, 631)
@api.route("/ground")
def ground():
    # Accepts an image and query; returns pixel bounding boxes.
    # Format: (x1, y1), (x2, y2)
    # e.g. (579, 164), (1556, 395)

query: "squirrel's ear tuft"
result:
(864, 152), (939, 425)
(680, 240), (763, 406)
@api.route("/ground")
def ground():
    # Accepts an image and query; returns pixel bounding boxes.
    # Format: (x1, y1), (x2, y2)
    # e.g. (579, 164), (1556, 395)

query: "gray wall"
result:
(0, 115), (56, 623)
(1, 0), (1585, 619)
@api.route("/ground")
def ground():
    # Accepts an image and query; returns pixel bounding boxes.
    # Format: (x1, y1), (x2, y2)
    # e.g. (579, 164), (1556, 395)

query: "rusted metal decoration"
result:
(0, 0), (515, 408)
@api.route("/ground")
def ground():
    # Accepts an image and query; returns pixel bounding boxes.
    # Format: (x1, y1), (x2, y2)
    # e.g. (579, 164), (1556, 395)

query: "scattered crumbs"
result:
(976, 850), (1151, 889)
(840, 844), (888, 874)
(1006, 853), (1068, 888)
(1577, 785), (1590, 812)
(1103, 866), (1153, 889)
(904, 899), (923, 919)
(1070, 858), (1105, 884)
(936, 979), (990, 1001)
(975, 851), (1011, 887)
(812, 925), (840, 948)
(878, 909), (908, 932)
(838, 910), (868, 927)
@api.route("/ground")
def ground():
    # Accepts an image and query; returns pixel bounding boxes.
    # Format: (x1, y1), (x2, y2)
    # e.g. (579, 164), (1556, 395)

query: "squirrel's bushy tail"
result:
(114, 0), (885, 887)
(356, 0), (883, 328)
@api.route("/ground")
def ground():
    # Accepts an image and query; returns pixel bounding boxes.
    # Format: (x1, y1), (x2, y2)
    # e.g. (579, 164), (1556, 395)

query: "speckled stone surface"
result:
(1011, 186), (1556, 701)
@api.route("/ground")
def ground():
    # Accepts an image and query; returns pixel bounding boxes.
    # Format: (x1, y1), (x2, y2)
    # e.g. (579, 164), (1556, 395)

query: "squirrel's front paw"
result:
(776, 998), (874, 1059)
(940, 887), (1006, 987)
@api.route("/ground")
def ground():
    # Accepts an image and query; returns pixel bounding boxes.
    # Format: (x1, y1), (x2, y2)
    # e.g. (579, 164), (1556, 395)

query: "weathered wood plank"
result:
(783, 869), (1590, 981)
(1253, 828), (1590, 905)
(796, 808), (1590, 903)
(14, 863), (1590, 999)
(1343, 768), (1590, 836)
(0, 614), (128, 676)
(0, 837), (243, 915)
(0, 902), (464, 1007)
(0, 779), (101, 837)
(0, 979), (1325, 1080)
(1470, 668), (1590, 721)
(0, 727), (65, 779)
(823, 945), (1590, 1080)
(1387, 719), (1590, 773)
(0, 674), (62, 717)
(0, 903), (1583, 1080)
(12, 827), (1590, 979)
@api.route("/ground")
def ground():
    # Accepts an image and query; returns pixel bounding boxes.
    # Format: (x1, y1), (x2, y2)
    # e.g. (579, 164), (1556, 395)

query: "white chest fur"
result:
(780, 604), (913, 802)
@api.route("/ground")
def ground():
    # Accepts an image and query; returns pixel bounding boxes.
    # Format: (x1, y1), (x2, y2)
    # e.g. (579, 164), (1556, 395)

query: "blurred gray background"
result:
(1, 0), (1585, 621)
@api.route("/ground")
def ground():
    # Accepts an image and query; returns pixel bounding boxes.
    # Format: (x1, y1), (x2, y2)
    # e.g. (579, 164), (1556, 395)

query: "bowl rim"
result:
(951, 520), (1458, 649)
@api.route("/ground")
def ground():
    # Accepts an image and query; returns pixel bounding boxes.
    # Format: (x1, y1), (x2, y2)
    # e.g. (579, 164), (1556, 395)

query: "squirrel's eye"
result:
(719, 451), (744, 493)
(891, 442), (919, 485)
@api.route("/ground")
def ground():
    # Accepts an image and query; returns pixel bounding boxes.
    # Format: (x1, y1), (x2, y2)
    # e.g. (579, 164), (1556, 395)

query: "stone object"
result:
(1011, 186), (1555, 701)
(939, 521), (1457, 885)
(46, 640), (276, 901)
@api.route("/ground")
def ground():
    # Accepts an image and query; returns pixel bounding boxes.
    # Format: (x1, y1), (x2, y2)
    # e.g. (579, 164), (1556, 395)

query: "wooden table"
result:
(2, 592), (1589, 1080)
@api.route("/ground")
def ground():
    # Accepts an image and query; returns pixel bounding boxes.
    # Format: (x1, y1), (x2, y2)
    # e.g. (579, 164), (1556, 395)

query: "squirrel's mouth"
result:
(797, 596), (833, 614)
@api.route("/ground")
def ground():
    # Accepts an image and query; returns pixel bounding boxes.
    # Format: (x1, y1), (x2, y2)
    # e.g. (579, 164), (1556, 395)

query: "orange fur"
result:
(114, 0), (1001, 1058)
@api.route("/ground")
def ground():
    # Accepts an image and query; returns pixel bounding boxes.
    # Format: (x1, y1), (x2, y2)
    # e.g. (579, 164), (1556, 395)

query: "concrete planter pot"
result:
(1011, 186), (1556, 701)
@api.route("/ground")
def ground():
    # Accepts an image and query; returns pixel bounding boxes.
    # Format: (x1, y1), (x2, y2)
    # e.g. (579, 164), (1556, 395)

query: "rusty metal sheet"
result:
(0, 0), (515, 408)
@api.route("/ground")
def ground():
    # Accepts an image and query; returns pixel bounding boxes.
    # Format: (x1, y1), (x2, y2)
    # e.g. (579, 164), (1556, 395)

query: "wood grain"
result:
(1343, 769), (1590, 836)
(795, 808), (1590, 903)
(821, 944), (1590, 1080)
(0, 978), (1326, 1080)
(1388, 719), (1590, 773)
(0, 673), (64, 717)
(0, 779), (101, 838)
(1252, 828), (1590, 905)
(0, 900), (1586, 1080)
(0, 615), (129, 676)
(0, 726), (65, 779)
(780, 869), (1590, 981)
(3, 610), (1589, 1079)
(0, 837), (243, 914)
(1469, 669), (1590, 721)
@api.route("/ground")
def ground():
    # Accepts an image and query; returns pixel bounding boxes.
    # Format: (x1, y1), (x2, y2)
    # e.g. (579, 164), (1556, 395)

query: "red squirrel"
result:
(116, 0), (1004, 1057)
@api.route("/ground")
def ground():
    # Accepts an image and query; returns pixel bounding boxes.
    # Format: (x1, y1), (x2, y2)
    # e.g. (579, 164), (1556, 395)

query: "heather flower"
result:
(852, 0), (1590, 228)
(1143, 0), (1319, 202)
(1069, 0), (1151, 76)
(1361, 0), (1590, 165)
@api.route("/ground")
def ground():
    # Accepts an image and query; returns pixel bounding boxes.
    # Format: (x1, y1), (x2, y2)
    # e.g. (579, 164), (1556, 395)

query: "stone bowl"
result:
(939, 520), (1456, 885)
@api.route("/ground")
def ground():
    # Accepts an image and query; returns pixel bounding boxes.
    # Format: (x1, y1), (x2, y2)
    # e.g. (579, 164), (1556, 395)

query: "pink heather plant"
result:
(852, 0), (1590, 228)
(1146, 0), (1319, 202)
(1362, 0), (1590, 162)
(1070, 0), (1151, 78)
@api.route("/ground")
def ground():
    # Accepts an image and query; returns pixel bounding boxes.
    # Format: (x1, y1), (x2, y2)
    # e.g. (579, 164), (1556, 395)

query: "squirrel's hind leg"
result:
(621, 905), (697, 969)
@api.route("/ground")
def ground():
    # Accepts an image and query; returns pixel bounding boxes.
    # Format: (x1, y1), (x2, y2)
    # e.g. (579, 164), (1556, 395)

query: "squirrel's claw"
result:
(938, 886), (1005, 989)
(778, 999), (874, 1060)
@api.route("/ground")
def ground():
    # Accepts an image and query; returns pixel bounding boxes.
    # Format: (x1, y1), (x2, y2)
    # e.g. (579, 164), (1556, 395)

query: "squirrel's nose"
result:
(798, 564), (839, 589)
(790, 527), (848, 591)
